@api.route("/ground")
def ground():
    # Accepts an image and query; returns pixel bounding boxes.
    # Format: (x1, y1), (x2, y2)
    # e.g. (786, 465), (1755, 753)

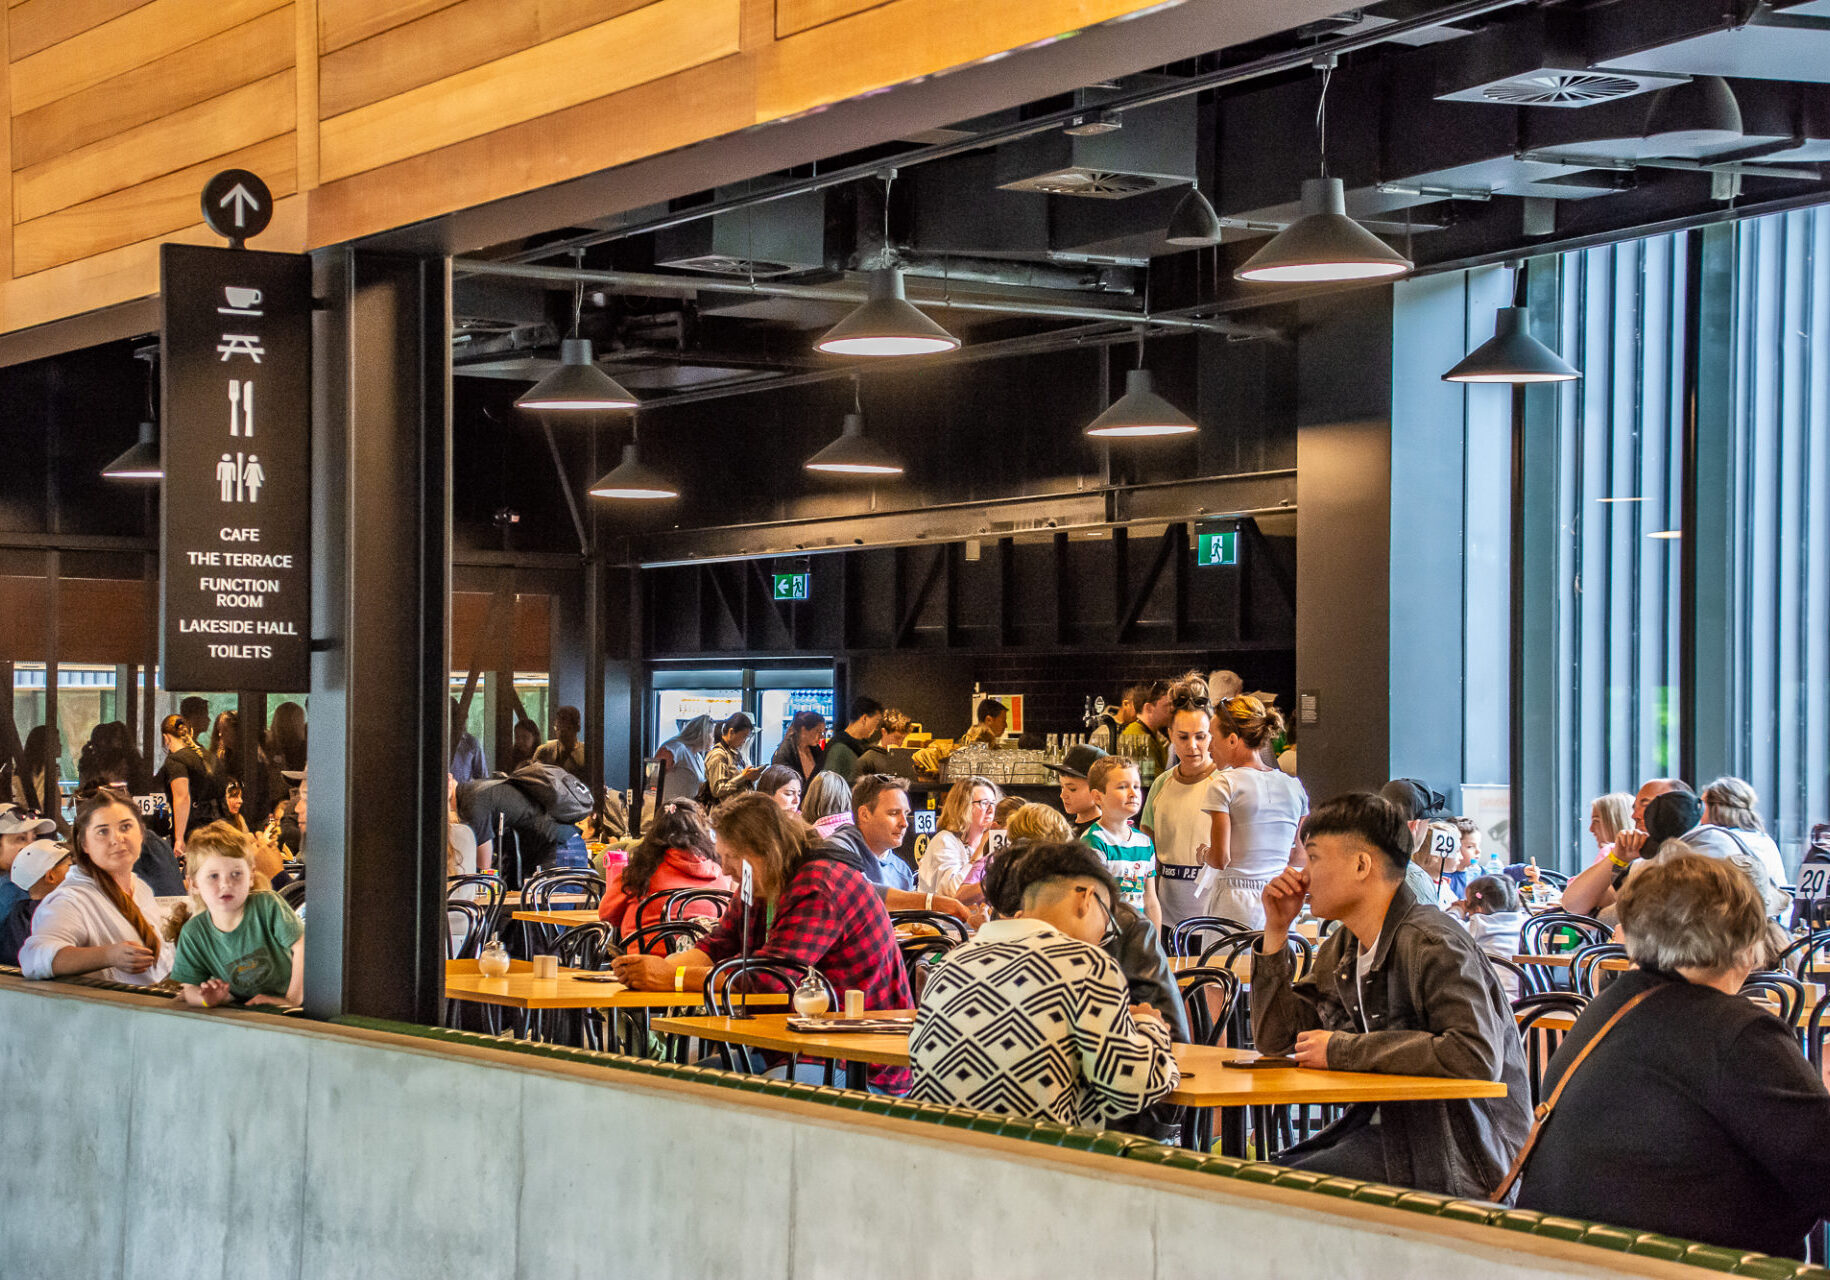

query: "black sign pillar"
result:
(160, 244), (312, 692)
(303, 248), (451, 1024)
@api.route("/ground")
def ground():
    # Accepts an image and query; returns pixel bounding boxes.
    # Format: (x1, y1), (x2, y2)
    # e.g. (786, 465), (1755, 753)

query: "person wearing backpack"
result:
(454, 770), (583, 883)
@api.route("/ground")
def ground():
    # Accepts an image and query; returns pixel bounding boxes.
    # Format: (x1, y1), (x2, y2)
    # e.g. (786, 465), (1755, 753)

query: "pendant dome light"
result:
(102, 421), (163, 481)
(1086, 333), (1198, 439)
(806, 380), (905, 475)
(1235, 58), (1412, 285)
(1164, 185), (1224, 247)
(516, 264), (638, 412)
(103, 347), (163, 480)
(588, 423), (677, 500)
(815, 171), (959, 357)
(1443, 264), (1580, 384)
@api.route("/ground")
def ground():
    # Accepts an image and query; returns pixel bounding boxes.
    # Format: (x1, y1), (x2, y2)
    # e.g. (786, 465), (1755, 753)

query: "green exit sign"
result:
(772, 572), (810, 601)
(1196, 530), (1238, 567)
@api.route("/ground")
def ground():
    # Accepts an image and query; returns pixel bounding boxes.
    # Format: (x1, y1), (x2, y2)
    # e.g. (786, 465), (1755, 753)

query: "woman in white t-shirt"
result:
(1140, 677), (1219, 931)
(1198, 694), (1308, 929)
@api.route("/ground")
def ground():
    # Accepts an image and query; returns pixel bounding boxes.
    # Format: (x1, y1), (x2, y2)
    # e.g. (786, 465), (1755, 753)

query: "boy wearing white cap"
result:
(0, 838), (71, 966)
(0, 804), (58, 922)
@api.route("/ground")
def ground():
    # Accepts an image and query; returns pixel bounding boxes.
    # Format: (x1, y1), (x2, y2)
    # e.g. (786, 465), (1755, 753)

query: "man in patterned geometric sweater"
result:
(907, 842), (1178, 1125)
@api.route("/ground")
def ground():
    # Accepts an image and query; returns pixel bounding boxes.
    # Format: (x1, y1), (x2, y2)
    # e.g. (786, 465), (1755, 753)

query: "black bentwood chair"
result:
(1568, 943), (1629, 998)
(664, 887), (734, 922)
(1169, 916), (1254, 959)
(701, 958), (840, 1084)
(1512, 991), (1589, 1106)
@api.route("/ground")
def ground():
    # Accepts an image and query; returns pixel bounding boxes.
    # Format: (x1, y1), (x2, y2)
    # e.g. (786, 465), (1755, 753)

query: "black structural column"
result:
(304, 249), (451, 1023)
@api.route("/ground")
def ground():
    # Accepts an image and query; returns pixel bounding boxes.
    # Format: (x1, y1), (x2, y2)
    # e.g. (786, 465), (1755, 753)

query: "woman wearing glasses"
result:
(1139, 674), (1219, 931)
(1198, 693), (1308, 929)
(918, 775), (1003, 900)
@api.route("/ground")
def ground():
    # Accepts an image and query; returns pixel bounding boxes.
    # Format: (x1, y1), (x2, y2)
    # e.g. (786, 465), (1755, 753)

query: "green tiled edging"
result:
(332, 1013), (1830, 1280)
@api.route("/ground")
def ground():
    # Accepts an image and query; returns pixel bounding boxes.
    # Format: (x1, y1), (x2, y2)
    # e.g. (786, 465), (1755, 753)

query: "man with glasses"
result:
(908, 842), (1177, 1125)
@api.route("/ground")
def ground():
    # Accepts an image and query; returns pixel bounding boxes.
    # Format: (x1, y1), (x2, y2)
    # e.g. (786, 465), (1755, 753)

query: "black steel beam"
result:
(304, 249), (452, 1024)
(611, 470), (1296, 567)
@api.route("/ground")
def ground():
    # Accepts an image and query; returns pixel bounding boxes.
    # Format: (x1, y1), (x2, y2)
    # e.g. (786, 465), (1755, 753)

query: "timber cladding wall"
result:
(0, 0), (1175, 337)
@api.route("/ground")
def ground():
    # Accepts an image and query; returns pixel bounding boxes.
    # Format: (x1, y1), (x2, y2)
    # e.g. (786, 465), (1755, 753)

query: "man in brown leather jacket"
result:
(1252, 793), (1531, 1199)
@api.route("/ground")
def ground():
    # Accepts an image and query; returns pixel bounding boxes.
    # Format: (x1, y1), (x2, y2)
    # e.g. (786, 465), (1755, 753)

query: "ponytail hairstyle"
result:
(1465, 874), (1519, 915)
(71, 791), (161, 958)
(1214, 693), (1285, 751)
(160, 712), (202, 757)
(161, 820), (272, 942)
(621, 798), (716, 900)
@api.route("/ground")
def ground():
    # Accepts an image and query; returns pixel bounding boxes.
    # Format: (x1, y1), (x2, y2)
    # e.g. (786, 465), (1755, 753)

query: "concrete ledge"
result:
(0, 974), (1819, 1280)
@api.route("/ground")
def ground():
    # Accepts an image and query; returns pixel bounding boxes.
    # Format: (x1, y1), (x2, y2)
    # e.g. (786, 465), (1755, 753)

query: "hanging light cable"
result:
(815, 170), (960, 357)
(1235, 56), (1412, 284)
(516, 260), (638, 411)
(806, 377), (905, 475)
(1085, 327), (1198, 439)
(102, 348), (163, 480)
(1442, 263), (1580, 384)
(588, 418), (677, 500)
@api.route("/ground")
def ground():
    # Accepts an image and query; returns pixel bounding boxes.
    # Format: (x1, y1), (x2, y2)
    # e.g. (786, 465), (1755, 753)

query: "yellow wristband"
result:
(1607, 852), (1629, 869)
(926, 894), (934, 911)
(674, 967), (686, 993)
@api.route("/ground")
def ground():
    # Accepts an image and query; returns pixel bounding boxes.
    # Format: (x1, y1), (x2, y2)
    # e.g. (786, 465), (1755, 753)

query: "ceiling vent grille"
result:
(999, 169), (1166, 198)
(1480, 72), (1649, 105)
(655, 253), (806, 278)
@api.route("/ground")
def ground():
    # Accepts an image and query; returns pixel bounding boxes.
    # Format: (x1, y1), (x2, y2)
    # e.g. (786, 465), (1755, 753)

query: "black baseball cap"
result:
(1379, 778), (1450, 822)
(1045, 743), (1108, 780)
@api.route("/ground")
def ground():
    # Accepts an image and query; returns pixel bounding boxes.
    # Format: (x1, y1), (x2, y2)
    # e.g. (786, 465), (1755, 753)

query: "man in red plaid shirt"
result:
(612, 794), (914, 1090)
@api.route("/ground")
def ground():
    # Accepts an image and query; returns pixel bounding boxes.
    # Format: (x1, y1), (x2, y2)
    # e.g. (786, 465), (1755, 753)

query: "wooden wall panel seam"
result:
(12, 134), (297, 277)
(0, 195), (306, 334)
(305, 52), (755, 249)
(10, 8), (295, 172)
(8, 0), (156, 63)
(295, 0), (320, 192)
(8, 0), (288, 114)
(755, 0), (1157, 123)
(774, 0), (893, 40)
(318, 0), (659, 120)
(317, 0), (465, 55)
(317, 0), (740, 183)
(13, 71), (294, 223)
(0, 0), (10, 283)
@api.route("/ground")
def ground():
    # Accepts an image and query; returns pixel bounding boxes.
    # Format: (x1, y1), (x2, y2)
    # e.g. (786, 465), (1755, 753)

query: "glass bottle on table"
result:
(478, 934), (511, 978)
(792, 967), (830, 1016)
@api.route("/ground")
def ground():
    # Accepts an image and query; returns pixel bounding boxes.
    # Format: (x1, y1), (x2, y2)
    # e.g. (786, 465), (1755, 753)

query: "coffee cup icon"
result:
(224, 287), (262, 309)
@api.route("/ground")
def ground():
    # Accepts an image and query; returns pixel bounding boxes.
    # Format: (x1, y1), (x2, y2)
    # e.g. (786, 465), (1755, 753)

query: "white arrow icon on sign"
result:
(219, 183), (262, 228)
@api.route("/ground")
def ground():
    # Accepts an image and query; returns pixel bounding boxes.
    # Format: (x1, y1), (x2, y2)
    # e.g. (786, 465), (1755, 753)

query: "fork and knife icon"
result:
(229, 379), (254, 438)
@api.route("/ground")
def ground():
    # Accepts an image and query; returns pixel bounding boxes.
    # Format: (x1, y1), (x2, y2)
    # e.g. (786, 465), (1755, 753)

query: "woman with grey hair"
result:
(798, 771), (854, 839)
(1514, 853), (1830, 1258)
(1687, 776), (1788, 890)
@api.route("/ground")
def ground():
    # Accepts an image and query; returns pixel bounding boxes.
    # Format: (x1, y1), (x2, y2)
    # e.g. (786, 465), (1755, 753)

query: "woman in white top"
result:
(1140, 675), (1219, 931)
(1199, 694), (1308, 929)
(919, 775), (1001, 900)
(19, 791), (172, 986)
(656, 715), (715, 805)
(1689, 776), (1789, 889)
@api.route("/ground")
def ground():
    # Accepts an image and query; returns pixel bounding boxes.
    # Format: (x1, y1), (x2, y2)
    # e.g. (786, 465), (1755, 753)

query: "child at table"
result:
(164, 821), (304, 1008)
(1460, 874), (1526, 997)
(1081, 756), (1162, 931)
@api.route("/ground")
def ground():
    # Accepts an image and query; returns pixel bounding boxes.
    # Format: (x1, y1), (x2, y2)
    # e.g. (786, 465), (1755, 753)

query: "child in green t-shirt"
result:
(165, 821), (304, 1008)
(1080, 757), (1161, 930)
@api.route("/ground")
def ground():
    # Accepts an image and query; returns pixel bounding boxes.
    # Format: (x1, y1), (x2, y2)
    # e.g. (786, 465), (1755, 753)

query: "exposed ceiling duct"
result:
(653, 188), (832, 277)
(994, 77), (1197, 197)
(1432, 8), (1687, 107)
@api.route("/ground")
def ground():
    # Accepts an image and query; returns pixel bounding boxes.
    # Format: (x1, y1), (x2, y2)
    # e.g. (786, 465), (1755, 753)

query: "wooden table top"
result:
(1513, 954), (1632, 971)
(650, 1014), (1510, 1109)
(443, 960), (783, 1011)
(509, 908), (601, 926)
